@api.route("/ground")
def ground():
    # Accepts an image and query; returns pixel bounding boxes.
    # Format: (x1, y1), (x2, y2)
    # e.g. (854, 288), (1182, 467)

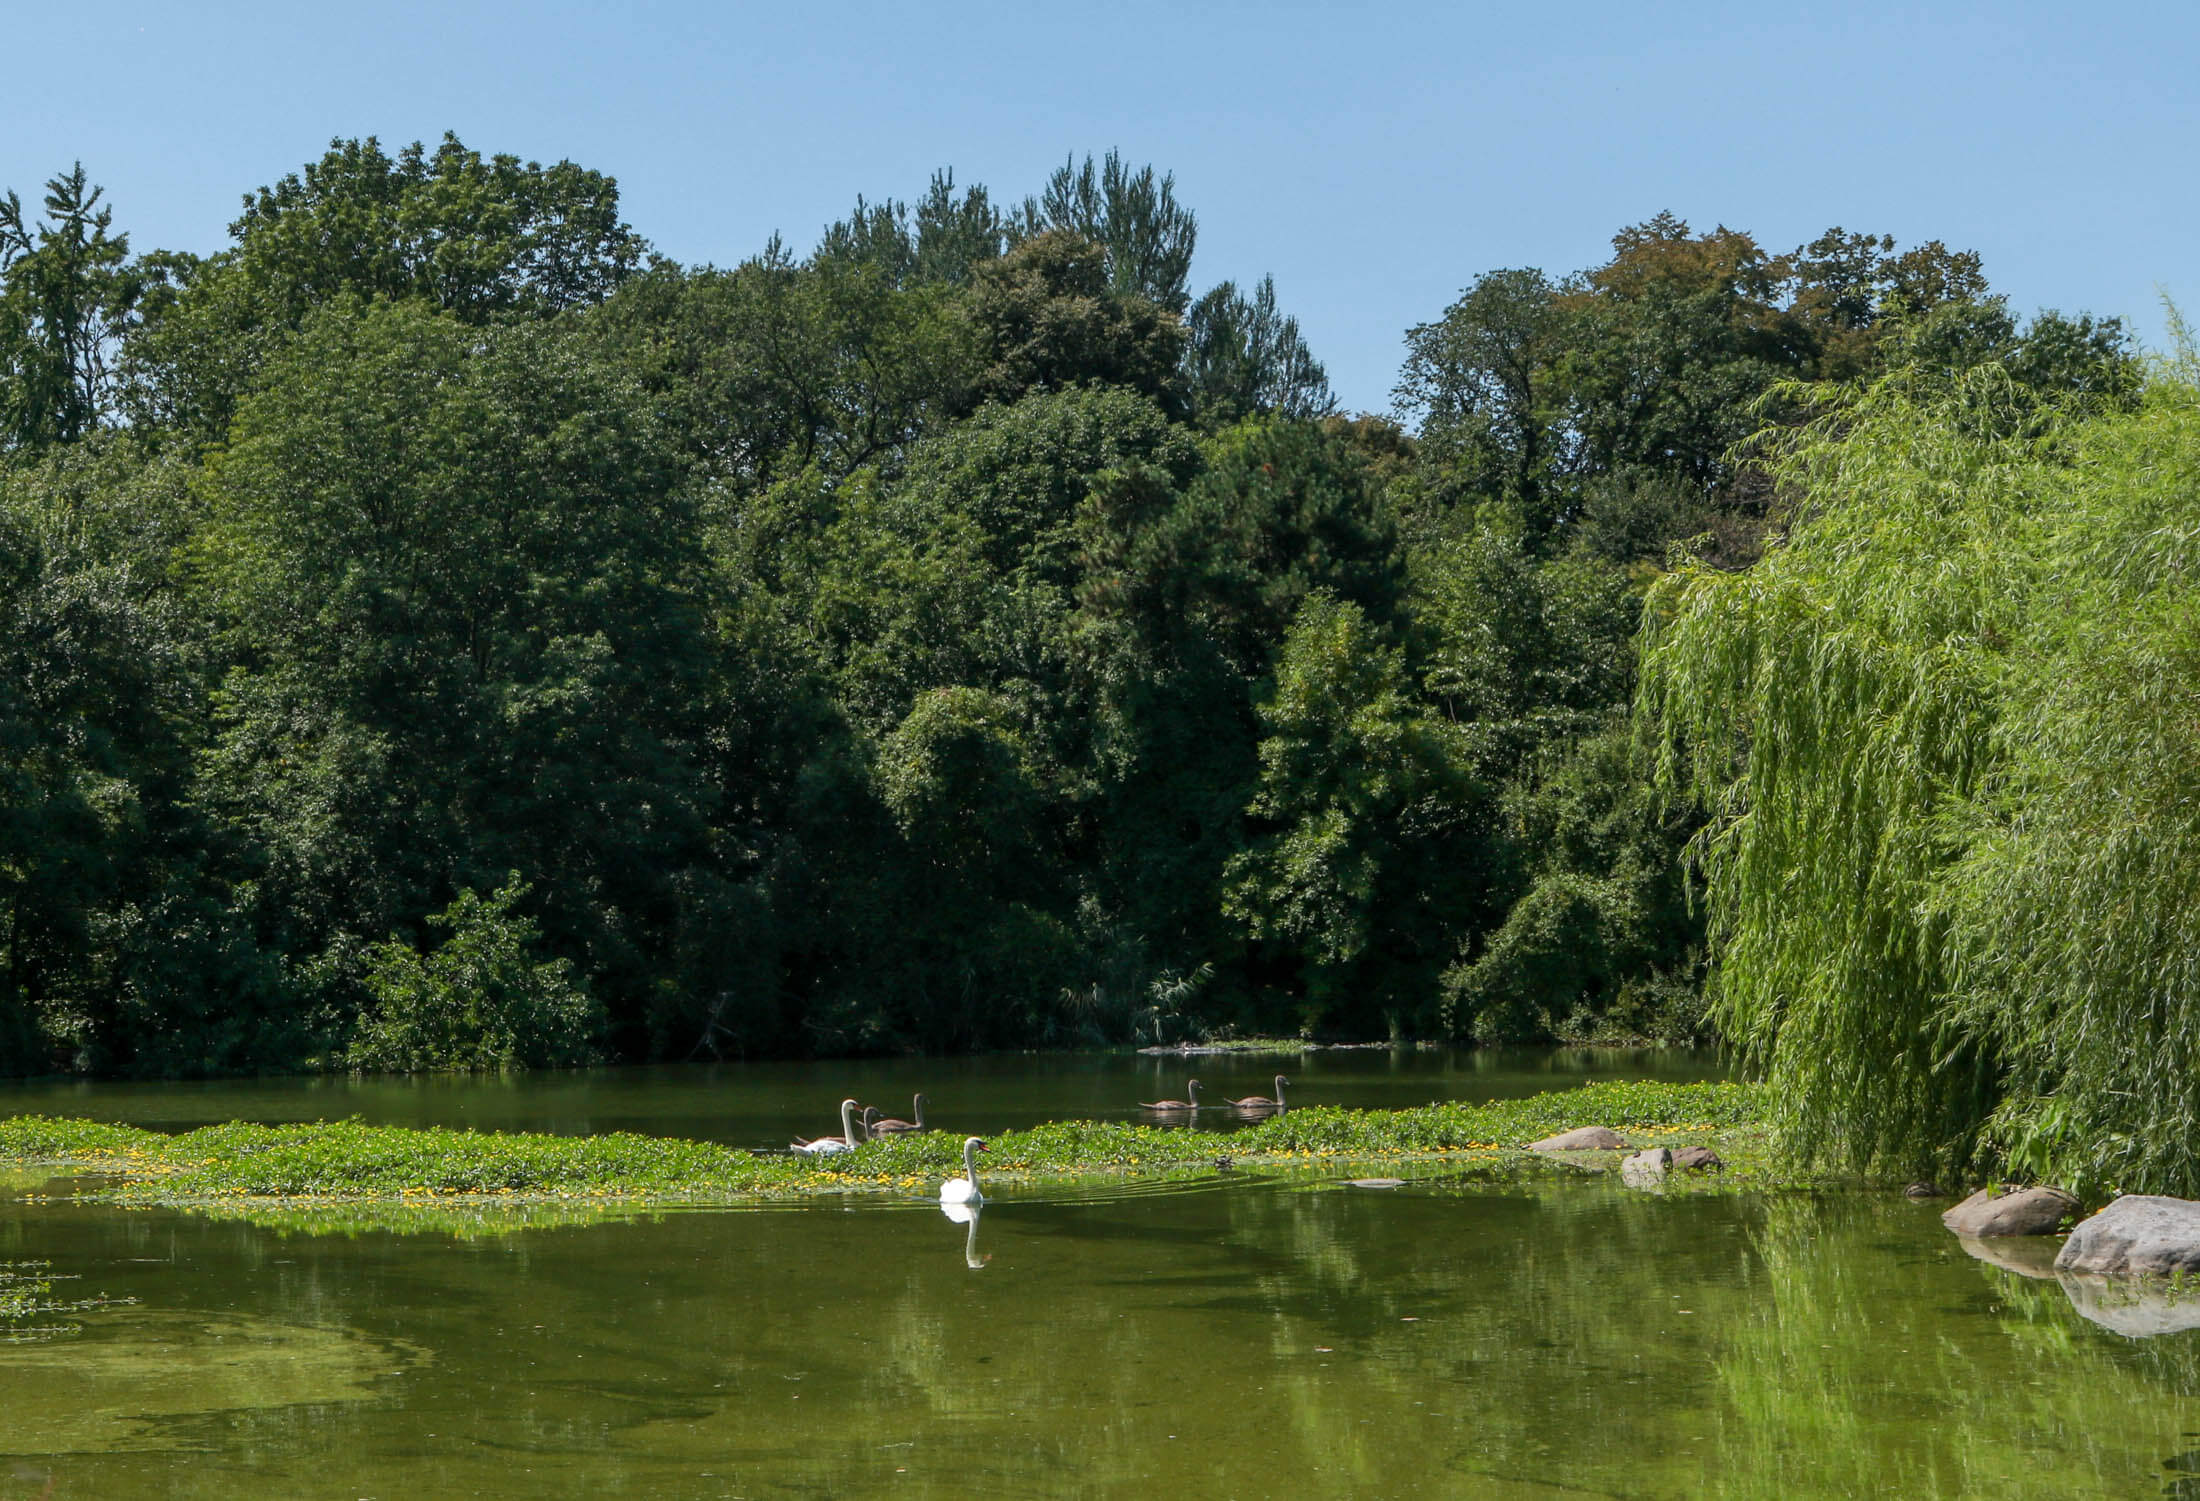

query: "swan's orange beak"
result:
(974, 1141), (989, 1151)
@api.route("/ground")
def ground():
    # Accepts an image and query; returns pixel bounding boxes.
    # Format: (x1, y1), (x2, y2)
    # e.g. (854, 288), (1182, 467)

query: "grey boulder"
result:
(1672, 1146), (1724, 1172)
(2054, 1194), (2200, 1278)
(1620, 1147), (1672, 1187)
(1527, 1126), (1628, 1152)
(1941, 1185), (2077, 1237)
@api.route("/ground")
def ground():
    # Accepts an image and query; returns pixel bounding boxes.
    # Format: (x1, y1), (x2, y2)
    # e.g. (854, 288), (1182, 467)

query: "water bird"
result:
(871, 1093), (929, 1135)
(941, 1136), (987, 1205)
(791, 1098), (862, 1156)
(1139, 1078), (1203, 1112)
(1225, 1075), (1290, 1112)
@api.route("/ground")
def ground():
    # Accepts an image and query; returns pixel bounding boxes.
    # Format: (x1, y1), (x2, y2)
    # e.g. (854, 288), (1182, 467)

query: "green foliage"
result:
(1183, 274), (1334, 425)
(4, 138), (2129, 1080)
(1225, 592), (1485, 1031)
(816, 169), (1006, 288)
(1012, 151), (1198, 312)
(190, 299), (719, 1051)
(128, 133), (644, 440)
(964, 231), (1185, 411)
(1444, 725), (1705, 1044)
(0, 165), (143, 450)
(1642, 358), (2200, 1195)
(0, 1081), (1766, 1210)
(588, 249), (977, 488)
(1394, 214), (2126, 563)
(347, 875), (602, 1071)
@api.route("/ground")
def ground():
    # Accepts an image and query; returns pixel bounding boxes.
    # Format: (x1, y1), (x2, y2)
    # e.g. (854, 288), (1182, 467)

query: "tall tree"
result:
(1184, 275), (1335, 426)
(1395, 267), (1572, 535)
(815, 170), (1007, 287)
(192, 301), (717, 1053)
(130, 134), (647, 441)
(0, 166), (143, 451)
(1014, 152), (1198, 312)
(963, 231), (1184, 412)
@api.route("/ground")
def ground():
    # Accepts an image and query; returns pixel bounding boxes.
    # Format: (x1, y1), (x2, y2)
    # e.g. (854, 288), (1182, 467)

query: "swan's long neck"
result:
(840, 1099), (858, 1145)
(913, 1094), (927, 1129)
(962, 1138), (982, 1191)
(1274, 1076), (1288, 1102)
(1187, 1080), (1201, 1106)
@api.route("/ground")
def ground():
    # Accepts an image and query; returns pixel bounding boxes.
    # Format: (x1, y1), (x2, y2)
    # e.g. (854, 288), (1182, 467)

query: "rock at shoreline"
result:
(1620, 1147), (1671, 1187)
(1941, 1185), (2077, 1237)
(1527, 1126), (1628, 1152)
(1672, 1146), (1724, 1172)
(2054, 1195), (2200, 1278)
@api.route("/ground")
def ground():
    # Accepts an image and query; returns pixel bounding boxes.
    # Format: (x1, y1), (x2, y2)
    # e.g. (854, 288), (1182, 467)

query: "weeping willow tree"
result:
(1641, 350), (2200, 1196)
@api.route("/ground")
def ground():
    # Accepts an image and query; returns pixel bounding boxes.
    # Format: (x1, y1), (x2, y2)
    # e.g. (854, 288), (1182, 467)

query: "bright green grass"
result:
(0, 1080), (1768, 1208)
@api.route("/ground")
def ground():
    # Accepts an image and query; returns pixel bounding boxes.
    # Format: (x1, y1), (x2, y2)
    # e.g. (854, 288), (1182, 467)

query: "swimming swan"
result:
(871, 1093), (928, 1135)
(1139, 1079), (1202, 1112)
(940, 1136), (987, 1204)
(1225, 1075), (1289, 1111)
(792, 1098), (862, 1155)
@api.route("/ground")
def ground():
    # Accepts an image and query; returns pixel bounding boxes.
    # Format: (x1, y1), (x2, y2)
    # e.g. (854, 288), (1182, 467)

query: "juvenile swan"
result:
(940, 1136), (988, 1204)
(791, 1098), (862, 1156)
(871, 1093), (929, 1135)
(1139, 1079), (1202, 1112)
(1225, 1075), (1290, 1112)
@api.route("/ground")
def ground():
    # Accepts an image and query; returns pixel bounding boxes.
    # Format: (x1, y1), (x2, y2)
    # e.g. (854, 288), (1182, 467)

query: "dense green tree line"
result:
(0, 135), (2131, 1079)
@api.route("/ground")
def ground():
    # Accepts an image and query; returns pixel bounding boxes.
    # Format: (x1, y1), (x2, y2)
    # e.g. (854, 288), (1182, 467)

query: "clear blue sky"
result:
(5, 1), (2191, 413)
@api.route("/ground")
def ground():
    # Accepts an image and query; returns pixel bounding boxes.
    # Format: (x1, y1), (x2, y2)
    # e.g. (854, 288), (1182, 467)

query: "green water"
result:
(3, 1061), (2198, 1498)
(0, 1046), (1723, 1147)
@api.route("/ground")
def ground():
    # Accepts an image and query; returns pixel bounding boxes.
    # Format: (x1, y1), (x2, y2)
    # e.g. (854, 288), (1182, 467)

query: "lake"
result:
(2, 1051), (2195, 1498)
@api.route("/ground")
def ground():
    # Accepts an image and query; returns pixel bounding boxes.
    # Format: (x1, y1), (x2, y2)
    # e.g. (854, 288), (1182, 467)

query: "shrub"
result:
(346, 875), (602, 1072)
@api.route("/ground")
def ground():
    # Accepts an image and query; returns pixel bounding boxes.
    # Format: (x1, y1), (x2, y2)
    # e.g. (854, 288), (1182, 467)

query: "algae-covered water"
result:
(2, 1059), (2196, 1499)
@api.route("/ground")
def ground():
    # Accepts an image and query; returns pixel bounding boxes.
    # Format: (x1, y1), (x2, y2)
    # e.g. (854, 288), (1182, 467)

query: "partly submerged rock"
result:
(1941, 1185), (2077, 1237)
(1672, 1146), (1724, 1172)
(1527, 1126), (1628, 1152)
(1620, 1147), (1672, 1188)
(2054, 1195), (2200, 1278)
(2055, 1273), (2200, 1338)
(1904, 1181), (1944, 1199)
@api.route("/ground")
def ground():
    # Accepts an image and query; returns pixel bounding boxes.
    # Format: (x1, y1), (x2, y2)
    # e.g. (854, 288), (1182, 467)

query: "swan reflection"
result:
(940, 1201), (990, 1268)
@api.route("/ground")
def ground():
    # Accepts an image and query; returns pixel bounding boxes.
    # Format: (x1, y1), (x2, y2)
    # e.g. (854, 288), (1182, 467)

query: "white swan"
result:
(791, 1098), (862, 1156)
(940, 1136), (987, 1204)
(1225, 1075), (1289, 1112)
(872, 1093), (928, 1135)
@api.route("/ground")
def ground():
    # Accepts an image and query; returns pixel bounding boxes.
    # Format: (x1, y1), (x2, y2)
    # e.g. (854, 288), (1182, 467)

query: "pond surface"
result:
(0, 1046), (1723, 1149)
(3, 1058), (2197, 1499)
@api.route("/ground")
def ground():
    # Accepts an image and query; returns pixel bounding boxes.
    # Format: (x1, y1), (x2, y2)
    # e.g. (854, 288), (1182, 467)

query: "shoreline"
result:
(0, 1081), (1772, 1219)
